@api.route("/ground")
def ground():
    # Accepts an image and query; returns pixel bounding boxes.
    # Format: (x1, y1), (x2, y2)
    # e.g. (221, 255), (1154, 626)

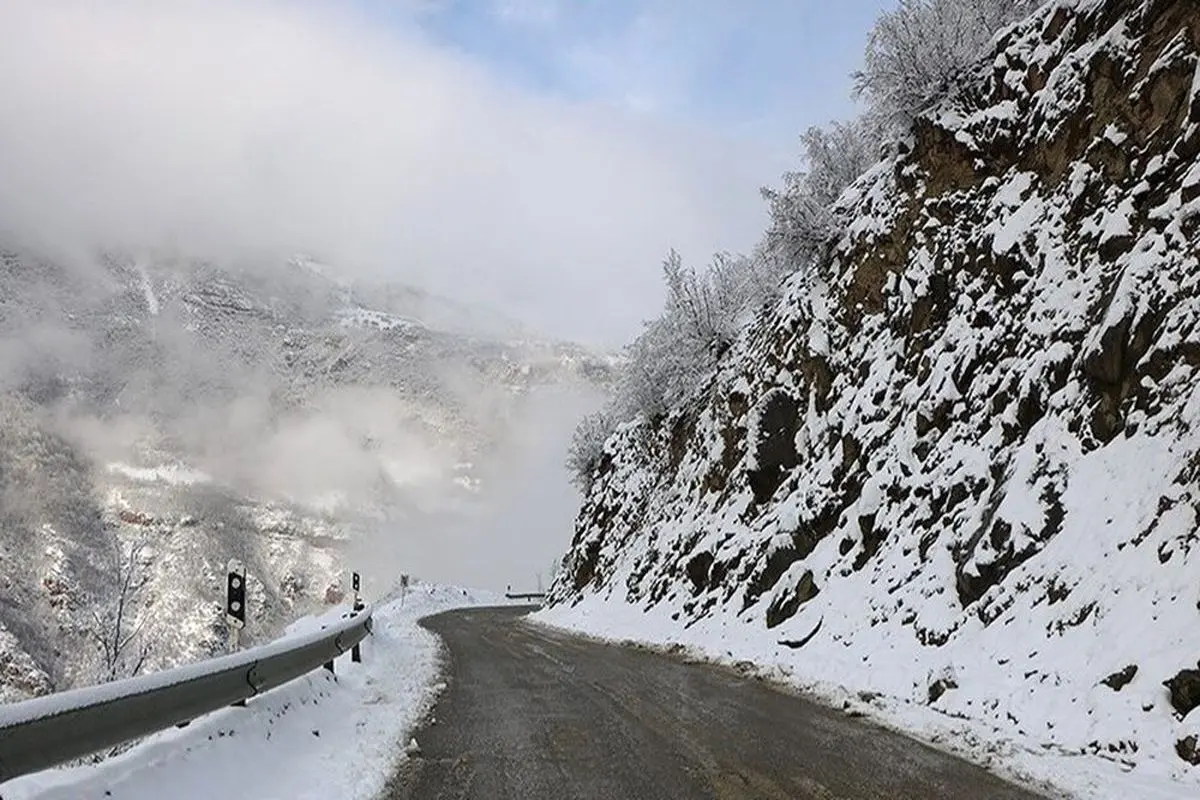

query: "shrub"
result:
(854, 0), (1033, 130)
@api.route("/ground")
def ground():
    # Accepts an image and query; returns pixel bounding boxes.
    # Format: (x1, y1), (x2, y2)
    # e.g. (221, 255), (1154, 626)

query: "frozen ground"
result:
(3, 584), (505, 800)
(533, 599), (1198, 800)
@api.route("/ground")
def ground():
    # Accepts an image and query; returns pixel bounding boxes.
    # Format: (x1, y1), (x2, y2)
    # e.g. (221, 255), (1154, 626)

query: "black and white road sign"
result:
(226, 559), (246, 629)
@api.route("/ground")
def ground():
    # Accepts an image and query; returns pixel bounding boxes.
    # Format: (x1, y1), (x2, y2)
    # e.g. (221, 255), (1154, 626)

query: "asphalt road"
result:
(385, 607), (1047, 800)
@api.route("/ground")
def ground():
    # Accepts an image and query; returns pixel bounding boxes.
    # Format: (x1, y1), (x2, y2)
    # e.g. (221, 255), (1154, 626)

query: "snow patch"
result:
(106, 463), (212, 486)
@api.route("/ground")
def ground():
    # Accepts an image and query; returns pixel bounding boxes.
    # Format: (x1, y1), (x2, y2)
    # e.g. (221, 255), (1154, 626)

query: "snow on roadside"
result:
(532, 599), (1195, 800)
(4, 583), (507, 800)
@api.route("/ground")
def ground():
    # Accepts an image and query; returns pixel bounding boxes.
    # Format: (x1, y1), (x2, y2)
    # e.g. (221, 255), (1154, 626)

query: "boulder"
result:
(1176, 735), (1200, 766)
(1164, 667), (1200, 717)
(1102, 664), (1138, 691)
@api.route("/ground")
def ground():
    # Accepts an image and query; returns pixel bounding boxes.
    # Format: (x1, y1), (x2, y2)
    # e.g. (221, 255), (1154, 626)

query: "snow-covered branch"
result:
(854, 0), (1033, 130)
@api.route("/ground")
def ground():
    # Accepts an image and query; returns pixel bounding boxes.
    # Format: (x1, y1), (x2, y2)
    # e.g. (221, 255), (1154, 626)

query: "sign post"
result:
(226, 559), (248, 707)
(225, 559), (246, 652)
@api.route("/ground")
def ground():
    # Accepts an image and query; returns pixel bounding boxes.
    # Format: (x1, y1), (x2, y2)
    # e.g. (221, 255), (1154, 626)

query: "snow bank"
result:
(3, 583), (505, 800)
(534, 597), (1193, 800)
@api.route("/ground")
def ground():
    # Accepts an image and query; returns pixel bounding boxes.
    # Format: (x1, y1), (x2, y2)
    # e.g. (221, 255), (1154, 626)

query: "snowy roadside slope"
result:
(544, 1), (1200, 799)
(4, 584), (504, 800)
(535, 596), (1190, 800)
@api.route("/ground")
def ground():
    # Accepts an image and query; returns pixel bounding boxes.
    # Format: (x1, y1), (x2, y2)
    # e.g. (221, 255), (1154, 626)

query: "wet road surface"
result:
(385, 606), (1047, 800)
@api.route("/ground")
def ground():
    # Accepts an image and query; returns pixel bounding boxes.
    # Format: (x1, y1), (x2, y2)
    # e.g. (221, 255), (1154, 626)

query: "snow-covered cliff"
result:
(545, 0), (1200, 794)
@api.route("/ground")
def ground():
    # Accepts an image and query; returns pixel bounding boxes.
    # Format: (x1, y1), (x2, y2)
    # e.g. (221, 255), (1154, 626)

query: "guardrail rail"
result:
(0, 603), (372, 783)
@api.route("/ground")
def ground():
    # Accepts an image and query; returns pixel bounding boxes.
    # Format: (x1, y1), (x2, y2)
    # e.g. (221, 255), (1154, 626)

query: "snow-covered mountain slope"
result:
(0, 246), (610, 700)
(544, 0), (1200, 796)
(3, 583), (510, 800)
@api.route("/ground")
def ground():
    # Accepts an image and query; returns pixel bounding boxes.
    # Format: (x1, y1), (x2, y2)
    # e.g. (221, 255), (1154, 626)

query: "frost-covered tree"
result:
(575, 244), (808, 456)
(854, 0), (1033, 130)
(578, 119), (879, 475)
(0, 396), (102, 541)
(613, 318), (675, 422)
(565, 0), (1043, 492)
(761, 119), (880, 271)
(566, 410), (616, 490)
(611, 249), (757, 423)
(660, 248), (744, 363)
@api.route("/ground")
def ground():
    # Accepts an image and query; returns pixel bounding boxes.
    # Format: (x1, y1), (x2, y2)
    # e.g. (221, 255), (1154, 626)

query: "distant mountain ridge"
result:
(0, 243), (611, 698)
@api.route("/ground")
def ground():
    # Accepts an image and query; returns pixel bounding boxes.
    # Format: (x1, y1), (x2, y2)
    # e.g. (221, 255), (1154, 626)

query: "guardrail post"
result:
(352, 595), (364, 663)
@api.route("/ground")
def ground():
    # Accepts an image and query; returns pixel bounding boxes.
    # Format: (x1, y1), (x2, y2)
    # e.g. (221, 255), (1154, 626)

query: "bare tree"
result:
(87, 536), (152, 684)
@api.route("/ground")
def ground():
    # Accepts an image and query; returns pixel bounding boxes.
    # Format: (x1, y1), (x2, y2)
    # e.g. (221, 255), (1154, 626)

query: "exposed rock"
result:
(765, 570), (819, 630)
(746, 390), (800, 504)
(1177, 735), (1200, 766)
(570, 540), (603, 593)
(1102, 664), (1138, 691)
(778, 616), (823, 650)
(1164, 668), (1200, 718)
(118, 509), (159, 527)
(928, 668), (960, 705)
(745, 539), (801, 608)
(685, 551), (714, 594)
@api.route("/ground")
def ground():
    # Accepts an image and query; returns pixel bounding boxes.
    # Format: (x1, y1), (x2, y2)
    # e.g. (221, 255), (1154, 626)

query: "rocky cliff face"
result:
(551, 0), (1200, 780)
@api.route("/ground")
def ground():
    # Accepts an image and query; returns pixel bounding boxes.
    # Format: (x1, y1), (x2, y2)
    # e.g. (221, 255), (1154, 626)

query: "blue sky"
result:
(368, 0), (889, 161)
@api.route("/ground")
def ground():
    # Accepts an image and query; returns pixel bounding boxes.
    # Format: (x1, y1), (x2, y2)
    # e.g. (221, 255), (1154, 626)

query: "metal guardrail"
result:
(504, 592), (546, 601)
(0, 603), (372, 784)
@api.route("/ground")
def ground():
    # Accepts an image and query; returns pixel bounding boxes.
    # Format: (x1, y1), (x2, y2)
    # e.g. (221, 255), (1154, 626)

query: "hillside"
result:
(0, 246), (609, 699)
(542, 0), (1200, 795)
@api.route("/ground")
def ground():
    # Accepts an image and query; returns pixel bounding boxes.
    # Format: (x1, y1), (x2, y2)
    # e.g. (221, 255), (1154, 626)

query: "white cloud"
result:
(0, 0), (775, 345)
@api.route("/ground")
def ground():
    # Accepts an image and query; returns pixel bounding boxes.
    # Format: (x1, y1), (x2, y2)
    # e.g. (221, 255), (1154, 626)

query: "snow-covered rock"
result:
(543, 1), (1200, 796)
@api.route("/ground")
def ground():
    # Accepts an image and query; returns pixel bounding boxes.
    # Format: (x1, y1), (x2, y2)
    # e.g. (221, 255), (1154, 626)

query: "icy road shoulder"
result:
(4, 584), (504, 800)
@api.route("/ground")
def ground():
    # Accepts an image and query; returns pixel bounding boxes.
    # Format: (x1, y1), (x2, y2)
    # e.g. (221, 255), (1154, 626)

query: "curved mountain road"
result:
(385, 606), (1046, 800)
